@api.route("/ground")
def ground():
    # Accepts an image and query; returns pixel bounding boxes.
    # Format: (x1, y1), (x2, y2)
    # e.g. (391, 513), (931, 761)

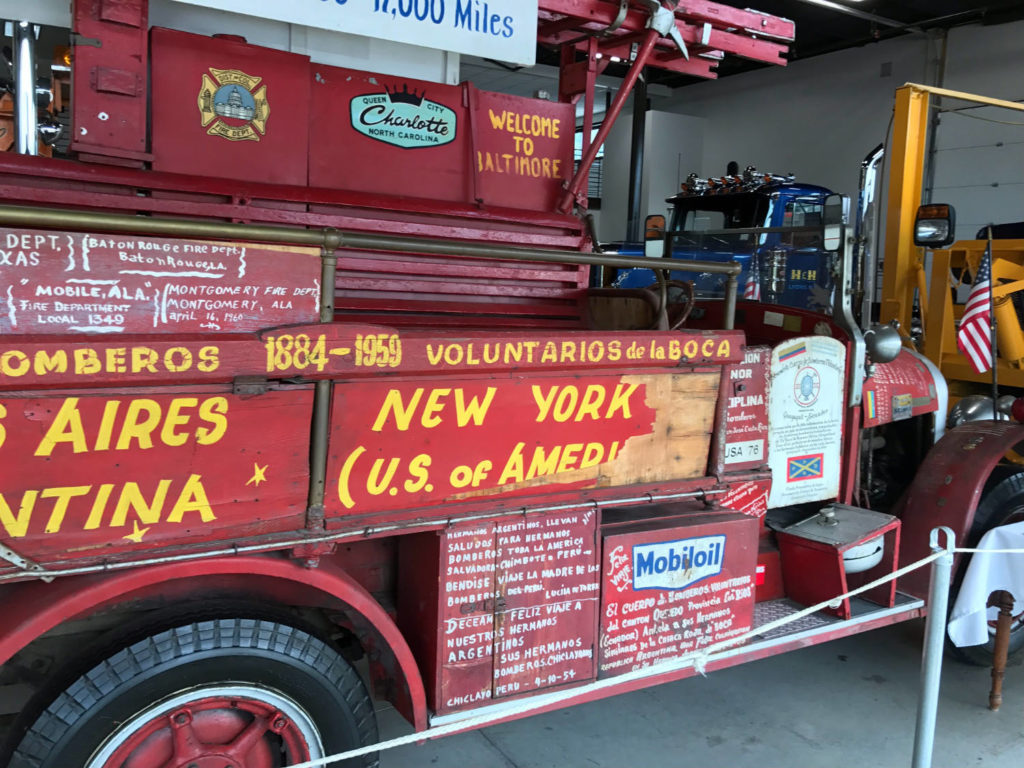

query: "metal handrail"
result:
(0, 204), (741, 329)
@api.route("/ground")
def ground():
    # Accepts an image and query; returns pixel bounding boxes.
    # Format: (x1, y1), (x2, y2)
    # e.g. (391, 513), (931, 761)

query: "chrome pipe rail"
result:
(0, 204), (741, 328)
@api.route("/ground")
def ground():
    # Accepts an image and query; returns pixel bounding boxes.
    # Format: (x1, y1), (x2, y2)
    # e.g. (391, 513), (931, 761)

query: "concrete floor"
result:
(378, 620), (1024, 768)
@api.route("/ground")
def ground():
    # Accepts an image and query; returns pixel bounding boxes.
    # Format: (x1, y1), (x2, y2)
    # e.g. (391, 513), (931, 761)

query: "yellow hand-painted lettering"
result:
(264, 333), (399, 373)
(531, 383), (637, 423)
(34, 396), (230, 456)
(0, 345), (220, 379)
(371, 387), (496, 432)
(404, 454), (432, 493)
(425, 340), (622, 368)
(0, 474), (215, 538)
(353, 333), (402, 369)
(498, 440), (621, 485)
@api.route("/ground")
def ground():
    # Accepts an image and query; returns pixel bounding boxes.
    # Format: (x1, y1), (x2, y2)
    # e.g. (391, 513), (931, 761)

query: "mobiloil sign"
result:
(632, 535), (725, 591)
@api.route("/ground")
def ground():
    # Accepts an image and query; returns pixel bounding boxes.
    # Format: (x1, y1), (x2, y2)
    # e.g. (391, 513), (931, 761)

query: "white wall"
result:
(643, 111), (705, 221)
(598, 107), (634, 243)
(658, 33), (931, 201)
(597, 108), (704, 242)
(598, 18), (1024, 242)
(0, 0), (67, 27)
(930, 21), (1024, 238)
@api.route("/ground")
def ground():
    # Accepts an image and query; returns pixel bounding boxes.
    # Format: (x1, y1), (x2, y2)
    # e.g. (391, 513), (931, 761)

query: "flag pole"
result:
(987, 225), (998, 410)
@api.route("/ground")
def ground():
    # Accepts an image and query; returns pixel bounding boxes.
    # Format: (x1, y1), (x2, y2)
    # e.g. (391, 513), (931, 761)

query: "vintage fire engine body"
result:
(0, 2), (1020, 767)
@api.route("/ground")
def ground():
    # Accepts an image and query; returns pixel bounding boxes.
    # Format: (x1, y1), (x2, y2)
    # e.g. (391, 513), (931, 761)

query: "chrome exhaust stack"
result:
(13, 20), (39, 155)
(854, 144), (885, 326)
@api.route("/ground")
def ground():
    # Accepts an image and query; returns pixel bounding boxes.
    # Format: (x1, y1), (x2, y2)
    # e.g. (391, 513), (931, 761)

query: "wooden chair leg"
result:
(988, 590), (1015, 711)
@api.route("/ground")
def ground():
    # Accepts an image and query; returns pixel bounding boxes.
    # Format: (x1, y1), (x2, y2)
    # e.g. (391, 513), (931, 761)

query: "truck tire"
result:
(9, 618), (378, 768)
(949, 472), (1024, 666)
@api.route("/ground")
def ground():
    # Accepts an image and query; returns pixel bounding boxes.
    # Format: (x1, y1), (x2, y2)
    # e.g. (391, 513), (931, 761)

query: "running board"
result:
(430, 593), (925, 728)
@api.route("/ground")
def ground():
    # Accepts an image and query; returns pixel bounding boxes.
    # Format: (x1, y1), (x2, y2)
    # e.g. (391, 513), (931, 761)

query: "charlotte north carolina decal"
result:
(198, 68), (270, 142)
(350, 85), (457, 149)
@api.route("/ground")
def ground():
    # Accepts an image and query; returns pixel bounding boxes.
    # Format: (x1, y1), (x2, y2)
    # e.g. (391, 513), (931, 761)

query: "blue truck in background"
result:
(610, 168), (837, 313)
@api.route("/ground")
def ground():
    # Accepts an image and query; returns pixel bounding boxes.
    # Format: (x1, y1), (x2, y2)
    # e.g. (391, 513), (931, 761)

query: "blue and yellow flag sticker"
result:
(787, 453), (824, 482)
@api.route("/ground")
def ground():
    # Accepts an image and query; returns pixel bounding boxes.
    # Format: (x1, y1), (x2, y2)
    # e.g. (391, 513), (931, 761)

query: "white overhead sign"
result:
(169, 0), (538, 65)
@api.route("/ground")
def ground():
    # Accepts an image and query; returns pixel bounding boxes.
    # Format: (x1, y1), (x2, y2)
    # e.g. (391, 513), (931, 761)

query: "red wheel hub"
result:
(102, 695), (312, 768)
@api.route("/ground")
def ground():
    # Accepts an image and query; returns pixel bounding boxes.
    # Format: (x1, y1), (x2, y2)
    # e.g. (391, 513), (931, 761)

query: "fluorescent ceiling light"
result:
(794, 0), (907, 28)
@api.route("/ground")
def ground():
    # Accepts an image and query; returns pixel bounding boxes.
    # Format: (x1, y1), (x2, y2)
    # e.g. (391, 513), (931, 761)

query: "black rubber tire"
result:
(9, 618), (378, 768)
(948, 472), (1024, 666)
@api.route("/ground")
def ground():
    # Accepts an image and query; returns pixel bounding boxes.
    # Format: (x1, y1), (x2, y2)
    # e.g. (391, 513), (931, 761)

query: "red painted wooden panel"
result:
(325, 373), (659, 517)
(337, 276), (582, 300)
(336, 254), (580, 283)
(435, 523), (497, 715)
(491, 509), (599, 698)
(395, 532), (444, 711)
(718, 478), (771, 519)
(309, 66), (469, 204)
(71, 0), (149, 160)
(330, 312), (583, 330)
(493, 598), (597, 697)
(471, 88), (575, 213)
(333, 297), (582, 320)
(333, 246), (588, 329)
(0, 387), (313, 563)
(599, 511), (758, 678)
(149, 28), (311, 185)
(0, 326), (742, 391)
(495, 510), (600, 611)
(0, 226), (321, 335)
(713, 346), (770, 473)
(0, 150), (584, 238)
(428, 511), (601, 714)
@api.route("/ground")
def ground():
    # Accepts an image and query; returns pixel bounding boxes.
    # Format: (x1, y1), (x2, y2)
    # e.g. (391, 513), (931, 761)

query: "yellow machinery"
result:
(880, 83), (1024, 391)
(924, 241), (1024, 388)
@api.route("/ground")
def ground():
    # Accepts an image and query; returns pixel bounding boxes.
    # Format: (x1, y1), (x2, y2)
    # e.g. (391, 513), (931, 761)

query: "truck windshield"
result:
(783, 197), (825, 249)
(650, 191), (833, 312)
(669, 192), (768, 235)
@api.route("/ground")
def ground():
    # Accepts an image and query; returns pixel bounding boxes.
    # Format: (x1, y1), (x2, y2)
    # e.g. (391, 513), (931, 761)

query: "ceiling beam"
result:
(788, 0), (914, 30)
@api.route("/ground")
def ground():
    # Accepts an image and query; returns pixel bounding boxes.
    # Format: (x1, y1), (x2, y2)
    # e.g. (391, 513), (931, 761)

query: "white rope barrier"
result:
(287, 546), (974, 768)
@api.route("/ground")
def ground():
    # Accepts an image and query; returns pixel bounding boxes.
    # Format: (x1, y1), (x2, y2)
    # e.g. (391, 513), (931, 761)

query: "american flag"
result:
(957, 244), (994, 373)
(744, 263), (761, 301)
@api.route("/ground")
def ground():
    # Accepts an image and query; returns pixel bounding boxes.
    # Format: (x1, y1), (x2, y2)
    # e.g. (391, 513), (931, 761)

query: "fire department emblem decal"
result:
(197, 68), (269, 142)
(793, 365), (821, 407)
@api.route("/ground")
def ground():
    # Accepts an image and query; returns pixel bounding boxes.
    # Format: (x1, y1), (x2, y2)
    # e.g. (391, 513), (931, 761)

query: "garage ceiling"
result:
(714, 0), (1024, 71)
(463, 1), (1024, 115)
(518, 0), (1024, 88)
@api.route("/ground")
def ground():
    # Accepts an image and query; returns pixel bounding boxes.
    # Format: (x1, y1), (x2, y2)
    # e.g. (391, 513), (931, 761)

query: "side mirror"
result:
(914, 204), (956, 247)
(644, 214), (666, 241)
(822, 193), (848, 252)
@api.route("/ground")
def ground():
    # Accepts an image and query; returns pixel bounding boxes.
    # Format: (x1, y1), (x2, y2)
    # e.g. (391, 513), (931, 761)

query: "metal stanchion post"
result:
(912, 526), (956, 768)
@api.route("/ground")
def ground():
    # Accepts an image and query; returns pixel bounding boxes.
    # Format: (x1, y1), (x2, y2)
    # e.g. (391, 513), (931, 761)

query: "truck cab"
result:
(613, 171), (835, 312)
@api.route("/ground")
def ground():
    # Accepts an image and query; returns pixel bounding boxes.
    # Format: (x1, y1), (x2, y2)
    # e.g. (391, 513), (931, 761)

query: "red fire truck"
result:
(0, 2), (1019, 766)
